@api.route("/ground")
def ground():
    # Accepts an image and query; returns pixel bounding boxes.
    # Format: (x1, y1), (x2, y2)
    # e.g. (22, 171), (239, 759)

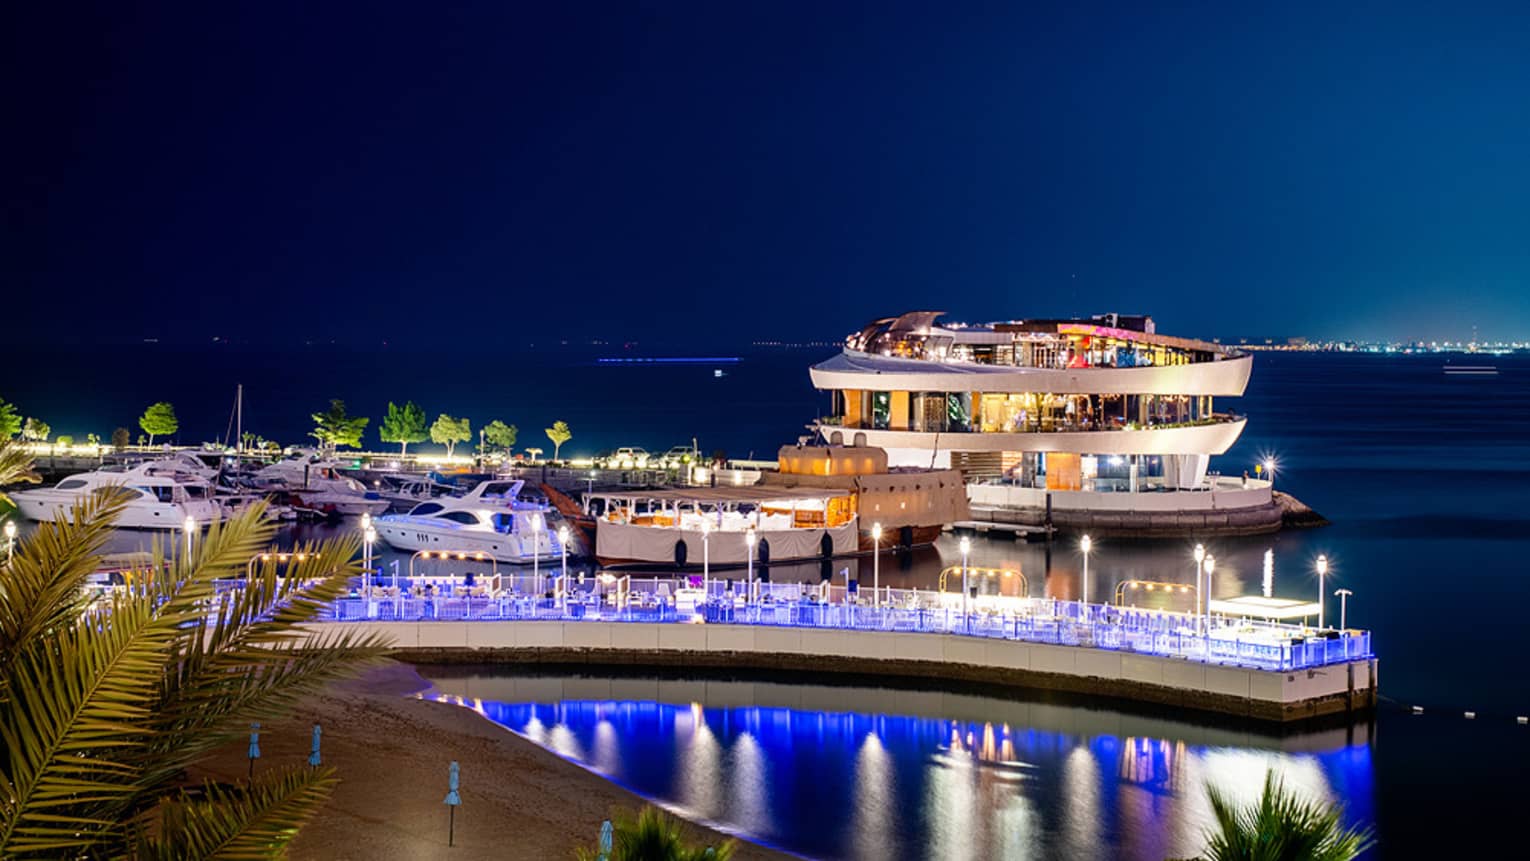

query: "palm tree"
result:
(0, 444), (391, 858)
(0, 441), (40, 509)
(1189, 770), (1374, 861)
(576, 805), (735, 861)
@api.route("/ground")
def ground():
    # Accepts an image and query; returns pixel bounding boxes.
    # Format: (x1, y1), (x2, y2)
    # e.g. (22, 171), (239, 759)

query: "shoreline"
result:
(189, 661), (784, 860)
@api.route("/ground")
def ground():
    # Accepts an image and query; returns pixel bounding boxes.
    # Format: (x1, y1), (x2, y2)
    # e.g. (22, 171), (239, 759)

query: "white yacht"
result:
(374, 480), (561, 563)
(252, 453), (389, 517)
(11, 462), (226, 530)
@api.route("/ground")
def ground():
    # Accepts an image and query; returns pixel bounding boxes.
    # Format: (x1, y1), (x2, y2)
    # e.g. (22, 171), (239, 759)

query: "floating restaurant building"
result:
(809, 311), (1280, 535)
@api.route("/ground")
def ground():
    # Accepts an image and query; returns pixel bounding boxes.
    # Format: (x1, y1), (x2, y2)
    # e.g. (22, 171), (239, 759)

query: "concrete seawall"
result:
(310, 620), (1377, 723)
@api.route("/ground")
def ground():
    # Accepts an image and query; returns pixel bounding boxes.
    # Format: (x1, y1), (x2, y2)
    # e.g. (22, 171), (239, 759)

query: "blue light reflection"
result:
(471, 694), (1374, 860)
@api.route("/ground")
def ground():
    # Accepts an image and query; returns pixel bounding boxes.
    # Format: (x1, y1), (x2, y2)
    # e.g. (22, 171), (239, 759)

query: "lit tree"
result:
(544, 420), (572, 461)
(54, 435), (74, 448)
(139, 402), (179, 447)
(482, 420), (518, 453)
(0, 398), (20, 439)
(309, 400), (368, 453)
(85, 433), (100, 448)
(429, 414), (472, 459)
(379, 401), (429, 456)
(20, 418), (50, 443)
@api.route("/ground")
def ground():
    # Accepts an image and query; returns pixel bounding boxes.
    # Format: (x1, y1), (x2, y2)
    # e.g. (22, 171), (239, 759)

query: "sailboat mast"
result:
(236, 384), (243, 454)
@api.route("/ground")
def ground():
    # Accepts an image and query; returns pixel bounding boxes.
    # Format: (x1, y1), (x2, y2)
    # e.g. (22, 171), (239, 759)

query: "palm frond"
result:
(0, 579), (213, 853)
(0, 490), (129, 662)
(138, 766), (337, 861)
(138, 521), (389, 794)
(1196, 769), (1374, 861)
(0, 441), (40, 507)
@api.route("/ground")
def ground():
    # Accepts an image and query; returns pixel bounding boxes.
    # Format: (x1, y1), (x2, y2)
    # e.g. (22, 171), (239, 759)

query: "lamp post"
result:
(701, 520), (712, 602)
(871, 522), (882, 608)
(1335, 587), (1353, 630)
(557, 525), (569, 608)
(1201, 554), (1215, 633)
(183, 516), (196, 561)
(531, 512), (543, 595)
(745, 527), (757, 593)
(1080, 534), (1092, 615)
(1264, 458), (1277, 488)
(363, 526), (376, 587)
(3, 520), (15, 565)
(1316, 554), (1329, 629)
(959, 535), (971, 631)
(1192, 543), (1205, 627)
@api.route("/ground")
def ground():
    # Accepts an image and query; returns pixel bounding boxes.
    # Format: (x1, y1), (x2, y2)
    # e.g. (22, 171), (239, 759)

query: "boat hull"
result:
(374, 518), (555, 564)
(595, 519), (859, 569)
(13, 493), (226, 530)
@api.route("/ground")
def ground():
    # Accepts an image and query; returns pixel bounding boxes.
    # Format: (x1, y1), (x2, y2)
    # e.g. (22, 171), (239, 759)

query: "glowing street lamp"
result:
(1316, 554), (1329, 629)
(745, 527), (757, 588)
(557, 525), (570, 607)
(184, 516), (197, 561)
(3, 519), (15, 565)
(1080, 534), (1093, 612)
(1335, 587), (1353, 630)
(1193, 543), (1205, 625)
(1201, 554), (1215, 632)
(959, 535), (971, 630)
(701, 520), (712, 602)
(1263, 458), (1277, 488)
(363, 526), (377, 587)
(530, 512), (544, 595)
(871, 522), (883, 608)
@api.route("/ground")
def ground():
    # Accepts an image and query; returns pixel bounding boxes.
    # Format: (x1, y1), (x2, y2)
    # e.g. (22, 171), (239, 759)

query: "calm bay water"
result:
(9, 346), (1530, 857)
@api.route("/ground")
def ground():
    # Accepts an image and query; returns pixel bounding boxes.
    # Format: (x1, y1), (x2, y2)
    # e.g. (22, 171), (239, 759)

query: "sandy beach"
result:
(190, 661), (785, 860)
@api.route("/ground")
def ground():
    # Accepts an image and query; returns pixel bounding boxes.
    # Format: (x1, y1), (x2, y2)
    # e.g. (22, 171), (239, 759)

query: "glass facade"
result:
(830, 390), (1219, 433)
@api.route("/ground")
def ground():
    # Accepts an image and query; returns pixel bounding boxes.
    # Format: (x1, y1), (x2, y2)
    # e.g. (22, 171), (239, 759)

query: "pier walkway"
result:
(314, 591), (1376, 722)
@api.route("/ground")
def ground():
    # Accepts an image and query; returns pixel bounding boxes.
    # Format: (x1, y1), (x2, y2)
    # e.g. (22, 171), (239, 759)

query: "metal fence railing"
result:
(322, 585), (1371, 674)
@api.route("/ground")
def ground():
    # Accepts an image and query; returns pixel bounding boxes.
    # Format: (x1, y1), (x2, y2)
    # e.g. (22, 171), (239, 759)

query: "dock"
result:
(946, 519), (1054, 541)
(308, 593), (1376, 724)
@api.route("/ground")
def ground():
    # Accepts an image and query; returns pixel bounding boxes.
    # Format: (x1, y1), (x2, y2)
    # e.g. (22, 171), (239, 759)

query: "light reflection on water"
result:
(438, 675), (1374, 861)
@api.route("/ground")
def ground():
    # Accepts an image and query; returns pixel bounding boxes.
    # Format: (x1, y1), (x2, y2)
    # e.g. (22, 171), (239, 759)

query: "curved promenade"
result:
(312, 597), (1376, 723)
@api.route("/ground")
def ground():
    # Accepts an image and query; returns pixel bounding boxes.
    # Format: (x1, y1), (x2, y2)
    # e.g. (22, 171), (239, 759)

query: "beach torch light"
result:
(3, 520), (15, 564)
(871, 522), (882, 608)
(959, 535), (971, 630)
(745, 527), (757, 587)
(1080, 534), (1093, 614)
(1316, 554), (1329, 629)
(558, 525), (570, 608)
(183, 515), (196, 561)
(701, 519), (712, 602)
(1335, 587), (1353, 630)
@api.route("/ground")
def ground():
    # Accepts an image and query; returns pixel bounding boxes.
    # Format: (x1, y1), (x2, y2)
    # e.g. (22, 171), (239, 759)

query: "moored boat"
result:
(10, 462), (226, 530)
(373, 479), (560, 563)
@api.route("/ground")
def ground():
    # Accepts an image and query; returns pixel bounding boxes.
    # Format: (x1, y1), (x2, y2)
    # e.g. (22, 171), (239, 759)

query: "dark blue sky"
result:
(5, 1), (1529, 345)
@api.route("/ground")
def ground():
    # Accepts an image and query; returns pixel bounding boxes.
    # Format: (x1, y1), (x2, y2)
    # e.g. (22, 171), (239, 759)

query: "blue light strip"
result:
(322, 596), (1372, 673)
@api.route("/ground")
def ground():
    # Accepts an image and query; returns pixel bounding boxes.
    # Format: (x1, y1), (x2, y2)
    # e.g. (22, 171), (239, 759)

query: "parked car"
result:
(653, 445), (698, 469)
(599, 447), (650, 469)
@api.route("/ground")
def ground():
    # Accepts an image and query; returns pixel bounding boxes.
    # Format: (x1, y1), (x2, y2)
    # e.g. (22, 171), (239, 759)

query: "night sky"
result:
(5, 1), (1530, 345)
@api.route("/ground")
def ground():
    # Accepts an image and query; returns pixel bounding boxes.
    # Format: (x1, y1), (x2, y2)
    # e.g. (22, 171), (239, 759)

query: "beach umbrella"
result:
(247, 722), (261, 778)
(598, 820), (613, 861)
(308, 723), (322, 767)
(444, 760), (461, 847)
